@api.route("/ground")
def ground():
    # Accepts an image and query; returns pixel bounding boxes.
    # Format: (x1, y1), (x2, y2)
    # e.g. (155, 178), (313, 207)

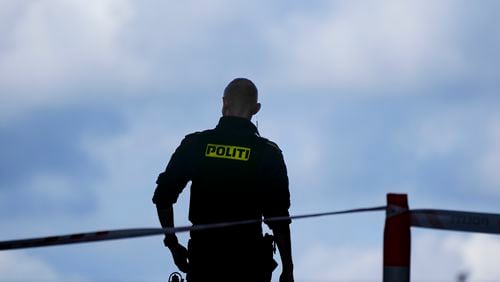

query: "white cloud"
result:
(295, 243), (381, 280)
(412, 232), (500, 281)
(266, 0), (464, 92)
(0, 252), (86, 282)
(395, 104), (500, 198)
(0, 0), (479, 122)
(261, 118), (326, 187)
(0, 0), (267, 123)
(294, 232), (500, 281)
(412, 232), (466, 280)
(78, 106), (196, 227)
(406, 110), (465, 160)
(1, 0), (138, 84)
(458, 234), (500, 279)
(256, 106), (345, 200)
(0, 0), (146, 122)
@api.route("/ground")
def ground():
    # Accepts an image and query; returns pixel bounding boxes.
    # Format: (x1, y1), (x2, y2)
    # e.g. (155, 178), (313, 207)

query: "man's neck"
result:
(222, 113), (252, 120)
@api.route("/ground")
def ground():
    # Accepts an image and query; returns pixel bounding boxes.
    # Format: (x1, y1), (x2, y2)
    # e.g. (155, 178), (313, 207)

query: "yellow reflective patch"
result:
(205, 144), (251, 161)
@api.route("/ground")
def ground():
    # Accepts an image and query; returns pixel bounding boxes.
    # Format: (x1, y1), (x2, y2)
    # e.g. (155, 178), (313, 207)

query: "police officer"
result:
(153, 78), (294, 282)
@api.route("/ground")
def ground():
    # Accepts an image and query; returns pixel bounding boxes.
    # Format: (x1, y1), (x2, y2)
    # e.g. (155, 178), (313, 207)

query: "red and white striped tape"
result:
(2, 205), (499, 251)
(0, 206), (386, 251)
(410, 209), (500, 234)
(0, 228), (165, 251)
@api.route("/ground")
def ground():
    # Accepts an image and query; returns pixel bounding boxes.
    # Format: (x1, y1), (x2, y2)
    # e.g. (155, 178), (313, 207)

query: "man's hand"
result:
(279, 267), (294, 282)
(168, 243), (189, 273)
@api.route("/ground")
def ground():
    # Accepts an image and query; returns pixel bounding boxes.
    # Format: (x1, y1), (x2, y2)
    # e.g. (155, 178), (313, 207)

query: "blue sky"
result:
(1, 1), (500, 281)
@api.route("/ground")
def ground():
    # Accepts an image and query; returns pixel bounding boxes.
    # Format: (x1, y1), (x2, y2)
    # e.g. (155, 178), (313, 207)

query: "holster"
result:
(262, 233), (278, 279)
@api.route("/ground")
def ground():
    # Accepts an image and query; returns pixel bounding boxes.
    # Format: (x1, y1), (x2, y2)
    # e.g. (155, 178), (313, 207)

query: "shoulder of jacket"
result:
(184, 131), (201, 139)
(184, 128), (213, 138)
(181, 131), (201, 144)
(258, 136), (282, 152)
(183, 129), (215, 142)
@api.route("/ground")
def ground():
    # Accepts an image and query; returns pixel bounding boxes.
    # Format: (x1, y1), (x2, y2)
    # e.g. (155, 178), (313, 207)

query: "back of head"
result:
(222, 78), (260, 118)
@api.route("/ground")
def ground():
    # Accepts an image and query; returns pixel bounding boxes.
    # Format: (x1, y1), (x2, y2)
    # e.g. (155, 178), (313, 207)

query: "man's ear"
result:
(252, 103), (261, 115)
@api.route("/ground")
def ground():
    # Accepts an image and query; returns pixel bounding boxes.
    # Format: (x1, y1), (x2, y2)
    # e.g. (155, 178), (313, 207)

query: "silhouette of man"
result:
(153, 78), (294, 282)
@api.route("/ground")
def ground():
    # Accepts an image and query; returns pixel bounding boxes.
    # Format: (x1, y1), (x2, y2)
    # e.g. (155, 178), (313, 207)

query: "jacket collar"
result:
(216, 116), (259, 136)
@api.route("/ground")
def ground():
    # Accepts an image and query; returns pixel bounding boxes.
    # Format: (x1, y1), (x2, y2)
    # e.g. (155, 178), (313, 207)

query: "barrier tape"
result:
(0, 206), (387, 251)
(4, 205), (498, 251)
(410, 209), (500, 235)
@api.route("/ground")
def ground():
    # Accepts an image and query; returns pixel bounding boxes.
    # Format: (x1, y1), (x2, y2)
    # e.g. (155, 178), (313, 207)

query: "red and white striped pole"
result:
(383, 193), (411, 282)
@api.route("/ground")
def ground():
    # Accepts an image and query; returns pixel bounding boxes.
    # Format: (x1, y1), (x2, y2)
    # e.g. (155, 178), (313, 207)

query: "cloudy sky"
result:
(1, 0), (500, 281)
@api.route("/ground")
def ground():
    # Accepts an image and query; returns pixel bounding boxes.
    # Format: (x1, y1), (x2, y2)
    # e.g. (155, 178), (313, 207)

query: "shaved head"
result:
(222, 78), (261, 119)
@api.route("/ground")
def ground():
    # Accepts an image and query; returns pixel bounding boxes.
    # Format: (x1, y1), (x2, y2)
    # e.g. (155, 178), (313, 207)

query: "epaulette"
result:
(260, 137), (282, 152)
(185, 131), (201, 138)
(184, 129), (214, 140)
(182, 131), (203, 143)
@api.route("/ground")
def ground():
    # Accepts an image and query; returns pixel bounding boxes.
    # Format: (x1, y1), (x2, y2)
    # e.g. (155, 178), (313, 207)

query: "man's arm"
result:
(261, 141), (294, 281)
(155, 204), (177, 245)
(153, 135), (196, 273)
(155, 203), (189, 273)
(272, 224), (294, 281)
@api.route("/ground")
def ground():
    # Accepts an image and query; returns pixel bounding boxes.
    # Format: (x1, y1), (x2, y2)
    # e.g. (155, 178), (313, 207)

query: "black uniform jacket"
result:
(153, 116), (291, 239)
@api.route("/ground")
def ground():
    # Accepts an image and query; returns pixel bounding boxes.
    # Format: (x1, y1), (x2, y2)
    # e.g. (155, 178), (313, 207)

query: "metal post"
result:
(383, 193), (411, 282)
